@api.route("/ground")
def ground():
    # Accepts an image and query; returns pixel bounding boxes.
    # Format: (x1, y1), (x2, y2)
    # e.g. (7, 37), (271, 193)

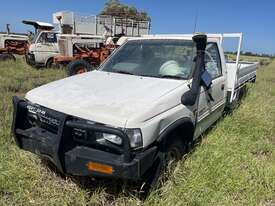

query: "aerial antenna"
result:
(193, 10), (199, 33)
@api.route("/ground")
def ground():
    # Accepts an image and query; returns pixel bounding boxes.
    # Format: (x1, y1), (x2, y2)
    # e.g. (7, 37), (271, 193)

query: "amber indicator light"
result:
(87, 162), (113, 174)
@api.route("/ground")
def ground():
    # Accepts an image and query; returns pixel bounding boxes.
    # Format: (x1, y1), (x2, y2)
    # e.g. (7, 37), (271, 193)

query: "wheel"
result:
(46, 58), (56, 69)
(238, 85), (247, 100)
(225, 90), (240, 113)
(164, 138), (185, 170)
(140, 135), (187, 196)
(226, 85), (247, 113)
(67, 59), (93, 76)
(0, 53), (16, 61)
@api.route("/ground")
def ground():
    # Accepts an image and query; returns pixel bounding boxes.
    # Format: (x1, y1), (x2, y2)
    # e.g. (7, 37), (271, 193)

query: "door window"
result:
(205, 43), (222, 79)
(37, 32), (57, 43)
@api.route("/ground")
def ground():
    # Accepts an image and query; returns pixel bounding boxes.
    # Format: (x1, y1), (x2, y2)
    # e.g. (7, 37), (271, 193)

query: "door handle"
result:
(221, 84), (225, 91)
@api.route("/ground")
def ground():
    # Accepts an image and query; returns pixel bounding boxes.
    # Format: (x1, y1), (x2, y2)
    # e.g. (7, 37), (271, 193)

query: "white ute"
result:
(12, 33), (258, 189)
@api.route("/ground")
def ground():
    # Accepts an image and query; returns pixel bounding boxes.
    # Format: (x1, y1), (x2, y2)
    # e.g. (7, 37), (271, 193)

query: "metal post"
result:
(95, 16), (97, 35)
(72, 12), (75, 34)
(125, 18), (128, 36)
(113, 17), (116, 36)
(131, 20), (134, 36)
(110, 16), (113, 36)
(236, 33), (243, 68)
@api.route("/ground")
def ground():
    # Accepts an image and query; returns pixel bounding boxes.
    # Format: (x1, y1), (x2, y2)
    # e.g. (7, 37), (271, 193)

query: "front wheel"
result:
(46, 58), (57, 69)
(67, 59), (94, 76)
(164, 138), (185, 171)
(140, 135), (186, 196)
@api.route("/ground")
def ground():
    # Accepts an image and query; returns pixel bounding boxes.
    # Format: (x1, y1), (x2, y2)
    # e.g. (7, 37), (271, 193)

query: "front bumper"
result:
(12, 97), (158, 180)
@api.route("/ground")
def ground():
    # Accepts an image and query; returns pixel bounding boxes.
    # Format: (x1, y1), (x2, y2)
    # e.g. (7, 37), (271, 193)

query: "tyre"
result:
(0, 53), (16, 61)
(46, 58), (57, 69)
(140, 134), (187, 197)
(67, 59), (93, 76)
(164, 137), (185, 171)
(227, 90), (240, 112)
(226, 85), (247, 113)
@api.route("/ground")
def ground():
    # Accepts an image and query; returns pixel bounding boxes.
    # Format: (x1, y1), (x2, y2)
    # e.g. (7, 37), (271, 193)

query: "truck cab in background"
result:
(53, 11), (151, 75)
(23, 20), (59, 68)
(23, 11), (151, 69)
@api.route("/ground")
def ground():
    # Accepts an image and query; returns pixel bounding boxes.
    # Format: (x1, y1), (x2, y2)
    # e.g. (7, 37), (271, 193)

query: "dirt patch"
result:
(0, 190), (13, 203)
(267, 136), (275, 145)
(262, 199), (275, 206)
(251, 148), (272, 161)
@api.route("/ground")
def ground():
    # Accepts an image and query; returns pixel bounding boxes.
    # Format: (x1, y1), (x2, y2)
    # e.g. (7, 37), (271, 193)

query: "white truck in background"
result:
(12, 33), (258, 192)
(23, 20), (59, 67)
(24, 11), (151, 68)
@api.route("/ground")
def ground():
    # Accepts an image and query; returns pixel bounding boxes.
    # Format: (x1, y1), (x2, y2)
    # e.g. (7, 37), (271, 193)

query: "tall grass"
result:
(0, 57), (274, 205)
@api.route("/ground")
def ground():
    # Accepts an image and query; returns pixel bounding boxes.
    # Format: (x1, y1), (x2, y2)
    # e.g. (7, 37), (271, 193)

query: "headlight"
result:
(102, 133), (122, 145)
(72, 124), (143, 149)
(126, 128), (143, 149)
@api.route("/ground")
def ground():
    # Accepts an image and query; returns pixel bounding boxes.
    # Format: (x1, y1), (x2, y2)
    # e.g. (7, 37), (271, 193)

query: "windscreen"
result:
(31, 31), (40, 44)
(101, 39), (196, 79)
(36, 32), (57, 44)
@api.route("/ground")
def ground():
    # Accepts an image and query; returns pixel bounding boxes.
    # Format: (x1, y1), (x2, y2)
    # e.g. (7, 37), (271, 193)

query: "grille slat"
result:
(26, 105), (61, 134)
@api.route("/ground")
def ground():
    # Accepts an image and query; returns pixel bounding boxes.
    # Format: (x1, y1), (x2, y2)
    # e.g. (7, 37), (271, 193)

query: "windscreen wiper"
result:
(159, 75), (185, 80)
(115, 70), (135, 75)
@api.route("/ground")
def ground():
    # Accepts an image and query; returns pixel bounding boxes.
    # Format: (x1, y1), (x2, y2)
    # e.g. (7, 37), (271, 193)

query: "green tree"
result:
(100, 0), (151, 21)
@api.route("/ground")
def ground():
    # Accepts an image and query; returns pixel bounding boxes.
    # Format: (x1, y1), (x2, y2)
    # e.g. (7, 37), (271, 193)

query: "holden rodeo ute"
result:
(12, 33), (258, 191)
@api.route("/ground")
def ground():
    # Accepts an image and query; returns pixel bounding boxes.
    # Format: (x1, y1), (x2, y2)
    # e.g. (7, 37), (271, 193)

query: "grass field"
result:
(0, 56), (275, 206)
(226, 53), (272, 66)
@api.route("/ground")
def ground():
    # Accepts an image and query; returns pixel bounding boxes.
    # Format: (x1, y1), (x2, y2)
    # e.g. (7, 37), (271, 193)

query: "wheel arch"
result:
(156, 117), (195, 151)
(45, 56), (54, 65)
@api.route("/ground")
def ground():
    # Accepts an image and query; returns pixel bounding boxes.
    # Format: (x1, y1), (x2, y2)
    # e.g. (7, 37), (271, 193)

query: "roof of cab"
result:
(126, 34), (219, 42)
(118, 33), (242, 45)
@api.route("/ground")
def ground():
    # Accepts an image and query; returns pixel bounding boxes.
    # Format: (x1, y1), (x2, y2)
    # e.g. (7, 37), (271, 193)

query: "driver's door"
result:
(34, 32), (58, 63)
(195, 42), (226, 137)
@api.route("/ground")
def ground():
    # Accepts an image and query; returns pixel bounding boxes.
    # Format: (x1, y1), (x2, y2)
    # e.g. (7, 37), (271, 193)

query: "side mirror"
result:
(201, 70), (212, 89)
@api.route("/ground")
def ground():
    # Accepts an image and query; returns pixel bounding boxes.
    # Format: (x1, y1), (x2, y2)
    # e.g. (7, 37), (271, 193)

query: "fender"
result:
(156, 117), (195, 145)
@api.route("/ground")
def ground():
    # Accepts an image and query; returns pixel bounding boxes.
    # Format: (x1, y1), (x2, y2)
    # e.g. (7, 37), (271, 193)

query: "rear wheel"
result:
(0, 53), (16, 61)
(226, 85), (247, 112)
(67, 59), (94, 76)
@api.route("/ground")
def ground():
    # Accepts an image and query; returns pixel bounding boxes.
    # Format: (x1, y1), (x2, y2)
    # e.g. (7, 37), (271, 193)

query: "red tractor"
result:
(54, 34), (124, 76)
